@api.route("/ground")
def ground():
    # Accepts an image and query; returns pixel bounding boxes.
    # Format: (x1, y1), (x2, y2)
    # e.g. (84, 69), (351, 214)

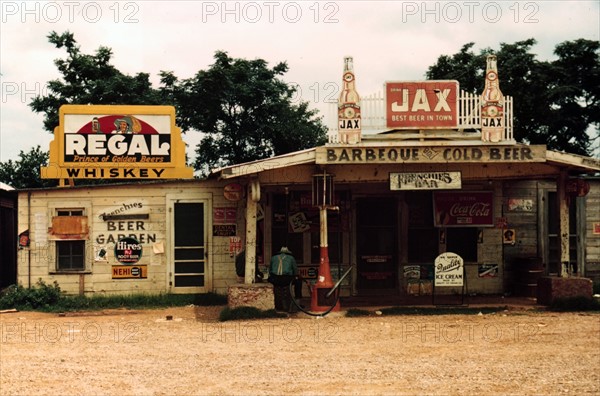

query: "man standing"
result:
(268, 246), (298, 312)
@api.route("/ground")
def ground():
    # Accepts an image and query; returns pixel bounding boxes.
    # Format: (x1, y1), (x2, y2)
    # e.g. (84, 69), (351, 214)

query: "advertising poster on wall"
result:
(41, 105), (194, 180)
(433, 191), (494, 227)
(386, 81), (459, 129)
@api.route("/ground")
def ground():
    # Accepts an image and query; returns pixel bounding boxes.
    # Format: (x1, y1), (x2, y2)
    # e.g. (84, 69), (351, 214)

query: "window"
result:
(57, 241), (85, 271)
(57, 209), (83, 216)
(446, 227), (478, 262)
(271, 193), (305, 263)
(53, 208), (87, 272)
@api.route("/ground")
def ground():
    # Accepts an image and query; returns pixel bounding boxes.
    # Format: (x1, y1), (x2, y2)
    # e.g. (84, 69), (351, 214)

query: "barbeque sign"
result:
(41, 105), (194, 180)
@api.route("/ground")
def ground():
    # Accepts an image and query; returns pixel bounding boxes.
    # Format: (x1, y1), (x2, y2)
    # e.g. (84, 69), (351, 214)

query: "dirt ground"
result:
(1, 304), (599, 396)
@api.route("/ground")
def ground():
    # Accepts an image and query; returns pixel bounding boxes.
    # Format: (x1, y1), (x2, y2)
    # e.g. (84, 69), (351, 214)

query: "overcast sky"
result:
(1, 0), (599, 162)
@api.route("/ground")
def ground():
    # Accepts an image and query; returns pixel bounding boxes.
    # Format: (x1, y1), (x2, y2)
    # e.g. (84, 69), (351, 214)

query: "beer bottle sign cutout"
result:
(338, 56), (362, 144)
(481, 55), (505, 142)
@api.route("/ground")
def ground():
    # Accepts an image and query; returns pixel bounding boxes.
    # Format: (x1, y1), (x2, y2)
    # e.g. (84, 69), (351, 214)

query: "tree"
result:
(29, 31), (165, 133)
(30, 32), (328, 177)
(166, 51), (327, 174)
(0, 146), (57, 189)
(426, 38), (599, 156)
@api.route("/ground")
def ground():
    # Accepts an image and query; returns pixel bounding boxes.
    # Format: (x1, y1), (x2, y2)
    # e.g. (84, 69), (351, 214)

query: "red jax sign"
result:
(386, 81), (458, 129)
(41, 105), (194, 179)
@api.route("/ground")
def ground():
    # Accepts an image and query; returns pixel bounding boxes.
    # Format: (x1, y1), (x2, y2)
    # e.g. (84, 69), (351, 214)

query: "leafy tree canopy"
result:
(427, 38), (599, 156)
(30, 31), (164, 133)
(162, 51), (327, 174)
(29, 31), (327, 177)
(0, 146), (56, 189)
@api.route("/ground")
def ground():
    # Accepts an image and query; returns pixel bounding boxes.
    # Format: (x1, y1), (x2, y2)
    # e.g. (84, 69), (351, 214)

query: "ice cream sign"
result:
(434, 252), (464, 287)
(42, 105), (194, 180)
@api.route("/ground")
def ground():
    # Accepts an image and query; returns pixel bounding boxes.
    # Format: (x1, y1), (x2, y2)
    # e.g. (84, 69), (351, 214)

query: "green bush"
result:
(345, 308), (371, 317)
(0, 279), (62, 310)
(218, 306), (286, 321)
(0, 281), (227, 312)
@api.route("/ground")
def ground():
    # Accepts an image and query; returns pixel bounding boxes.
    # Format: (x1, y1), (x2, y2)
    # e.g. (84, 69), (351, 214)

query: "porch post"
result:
(557, 171), (570, 277)
(245, 179), (260, 284)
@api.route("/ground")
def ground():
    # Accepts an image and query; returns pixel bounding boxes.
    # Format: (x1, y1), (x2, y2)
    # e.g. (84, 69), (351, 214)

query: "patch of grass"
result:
(345, 308), (372, 317)
(378, 306), (508, 316)
(0, 281), (227, 312)
(547, 296), (600, 312)
(218, 306), (287, 321)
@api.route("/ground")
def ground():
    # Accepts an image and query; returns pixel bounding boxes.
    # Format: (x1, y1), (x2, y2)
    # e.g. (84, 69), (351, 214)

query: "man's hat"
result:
(280, 246), (292, 254)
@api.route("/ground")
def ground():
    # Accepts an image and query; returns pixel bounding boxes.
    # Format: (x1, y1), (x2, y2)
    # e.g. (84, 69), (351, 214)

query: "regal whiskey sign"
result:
(41, 105), (194, 180)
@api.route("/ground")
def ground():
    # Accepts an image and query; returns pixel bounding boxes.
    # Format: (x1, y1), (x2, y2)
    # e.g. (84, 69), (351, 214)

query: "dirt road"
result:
(1, 306), (598, 395)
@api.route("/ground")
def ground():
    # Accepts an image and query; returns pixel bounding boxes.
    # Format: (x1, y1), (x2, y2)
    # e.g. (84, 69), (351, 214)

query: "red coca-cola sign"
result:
(433, 192), (494, 227)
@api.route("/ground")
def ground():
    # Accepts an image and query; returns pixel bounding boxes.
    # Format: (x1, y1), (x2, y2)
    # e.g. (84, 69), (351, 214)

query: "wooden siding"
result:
(17, 180), (239, 296)
(585, 180), (600, 283)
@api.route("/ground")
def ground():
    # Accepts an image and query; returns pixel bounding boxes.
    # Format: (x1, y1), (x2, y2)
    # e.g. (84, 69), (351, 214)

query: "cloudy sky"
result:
(1, 0), (599, 162)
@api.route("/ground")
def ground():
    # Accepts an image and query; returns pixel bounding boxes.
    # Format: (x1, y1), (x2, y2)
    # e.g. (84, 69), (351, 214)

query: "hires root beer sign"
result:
(41, 105), (194, 180)
(386, 81), (458, 129)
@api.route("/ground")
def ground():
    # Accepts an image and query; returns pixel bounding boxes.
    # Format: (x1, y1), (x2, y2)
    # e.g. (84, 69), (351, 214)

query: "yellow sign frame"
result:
(41, 105), (194, 180)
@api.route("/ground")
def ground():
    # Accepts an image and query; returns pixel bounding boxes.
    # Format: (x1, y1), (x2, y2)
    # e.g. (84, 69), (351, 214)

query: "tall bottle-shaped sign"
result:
(481, 55), (505, 142)
(338, 56), (361, 144)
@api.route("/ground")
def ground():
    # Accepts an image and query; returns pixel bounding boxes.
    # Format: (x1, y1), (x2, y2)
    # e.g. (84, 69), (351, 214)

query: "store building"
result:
(12, 58), (600, 302)
(1, 182), (17, 289)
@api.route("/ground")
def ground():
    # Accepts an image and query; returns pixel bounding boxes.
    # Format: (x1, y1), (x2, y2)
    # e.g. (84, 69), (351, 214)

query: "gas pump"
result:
(310, 171), (341, 312)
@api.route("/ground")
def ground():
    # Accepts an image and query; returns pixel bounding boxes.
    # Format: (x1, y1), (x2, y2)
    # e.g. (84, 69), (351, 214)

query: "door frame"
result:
(166, 193), (213, 294)
(538, 187), (585, 276)
(354, 196), (400, 294)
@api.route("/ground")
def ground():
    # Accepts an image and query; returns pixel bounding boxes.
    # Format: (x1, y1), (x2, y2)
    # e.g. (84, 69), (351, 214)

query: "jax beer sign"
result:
(386, 81), (458, 129)
(41, 105), (194, 180)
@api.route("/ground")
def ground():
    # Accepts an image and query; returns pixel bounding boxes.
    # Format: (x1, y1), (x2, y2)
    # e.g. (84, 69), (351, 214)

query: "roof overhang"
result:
(545, 150), (600, 174)
(209, 143), (600, 181)
(210, 148), (317, 179)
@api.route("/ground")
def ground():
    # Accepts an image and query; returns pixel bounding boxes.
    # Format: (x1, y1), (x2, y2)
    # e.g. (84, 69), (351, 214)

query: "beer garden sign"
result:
(41, 105), (194, 181)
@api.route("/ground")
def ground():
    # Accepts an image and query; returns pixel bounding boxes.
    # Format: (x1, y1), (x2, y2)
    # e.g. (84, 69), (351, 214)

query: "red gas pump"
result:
(310, 172), (341, 312)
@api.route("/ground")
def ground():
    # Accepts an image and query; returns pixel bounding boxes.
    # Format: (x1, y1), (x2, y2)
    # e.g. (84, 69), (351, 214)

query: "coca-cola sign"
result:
(433, 191), (494, 227)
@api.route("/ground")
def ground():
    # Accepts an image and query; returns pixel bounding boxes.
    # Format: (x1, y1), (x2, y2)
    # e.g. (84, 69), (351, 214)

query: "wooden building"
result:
(1, 182), (18, 289)
(12, 60), (600, 301)
(14, 142), (599, 298)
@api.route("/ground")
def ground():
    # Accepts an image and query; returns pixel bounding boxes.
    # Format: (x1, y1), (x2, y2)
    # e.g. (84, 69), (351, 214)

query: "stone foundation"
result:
(537, 276), (593, 305)
(227, 283), (275, 310)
